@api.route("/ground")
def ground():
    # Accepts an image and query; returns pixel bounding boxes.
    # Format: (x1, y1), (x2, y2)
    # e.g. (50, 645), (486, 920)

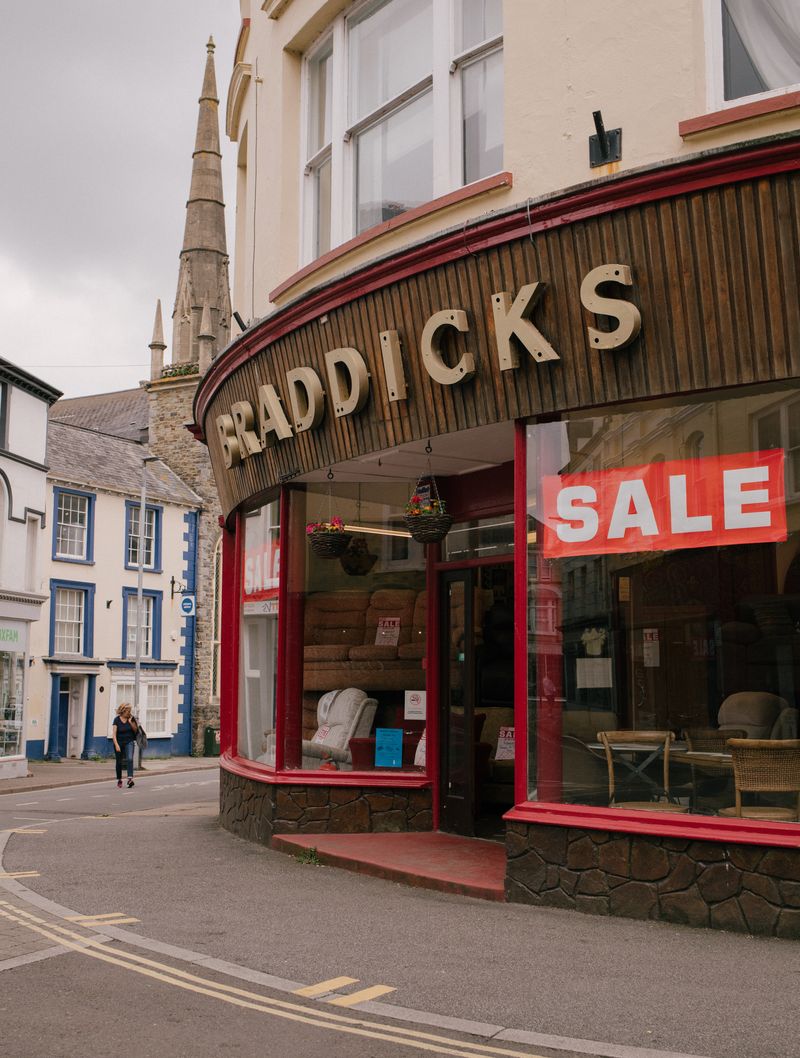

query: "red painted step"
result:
(271, 831), (506, 901)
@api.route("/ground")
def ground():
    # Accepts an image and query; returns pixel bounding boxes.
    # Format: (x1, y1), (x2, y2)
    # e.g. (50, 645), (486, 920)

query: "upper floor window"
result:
(50, 580), (94, 657)
(122, 588), (161, 660)
(302, 0), (503, 261)
(125, 501), (162, 572)
(716, 1), (800, 103)
(53, 488), (95, 563)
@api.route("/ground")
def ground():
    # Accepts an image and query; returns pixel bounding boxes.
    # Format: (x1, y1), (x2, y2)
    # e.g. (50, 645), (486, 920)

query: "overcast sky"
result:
(0, 1), (239, 399)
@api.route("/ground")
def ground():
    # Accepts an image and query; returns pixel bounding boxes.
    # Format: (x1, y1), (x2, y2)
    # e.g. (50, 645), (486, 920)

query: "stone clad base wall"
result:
(220, 768), (433, 845)
(505, 822), (800, 939)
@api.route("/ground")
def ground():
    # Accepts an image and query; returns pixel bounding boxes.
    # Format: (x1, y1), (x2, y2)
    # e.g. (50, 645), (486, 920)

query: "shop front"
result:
(195, 136), (800, 935)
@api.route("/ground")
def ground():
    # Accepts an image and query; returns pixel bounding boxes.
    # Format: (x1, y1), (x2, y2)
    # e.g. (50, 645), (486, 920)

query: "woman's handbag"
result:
(135, 721), (148, 750)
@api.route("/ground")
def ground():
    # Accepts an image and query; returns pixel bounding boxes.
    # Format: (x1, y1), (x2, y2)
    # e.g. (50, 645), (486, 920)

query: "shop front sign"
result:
(216, 264), (641, 469)
(541, 449), (787, 558)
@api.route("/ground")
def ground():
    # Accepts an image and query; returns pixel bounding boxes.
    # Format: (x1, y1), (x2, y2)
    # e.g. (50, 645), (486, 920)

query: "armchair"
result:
(301, 688), (378, 770)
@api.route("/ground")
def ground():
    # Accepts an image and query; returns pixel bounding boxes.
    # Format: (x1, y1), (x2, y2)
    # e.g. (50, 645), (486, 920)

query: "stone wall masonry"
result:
(147, 376), (222, 753)
(505, 821), (800, 939)
(220, 768), (433, 845)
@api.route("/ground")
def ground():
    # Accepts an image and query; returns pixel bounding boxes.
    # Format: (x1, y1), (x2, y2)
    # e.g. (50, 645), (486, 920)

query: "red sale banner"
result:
(541, 449), (787, 559)
(243, 540), (280, 600)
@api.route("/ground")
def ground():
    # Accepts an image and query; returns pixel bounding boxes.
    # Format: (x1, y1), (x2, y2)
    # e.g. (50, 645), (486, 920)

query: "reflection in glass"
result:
(459, 0), (502, 51)
(527, 385), (800, 822)
(314, 156), (332, 256)
(462, 49), (503, 184)
(238, 500), (280, 764)
(348, 0), (432, 122)
(287, 482), (427, 773)
(356, 92), (433, 233)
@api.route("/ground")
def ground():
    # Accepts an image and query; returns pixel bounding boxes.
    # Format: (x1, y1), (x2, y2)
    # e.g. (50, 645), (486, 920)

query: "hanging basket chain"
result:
(404, 440), (453, 544)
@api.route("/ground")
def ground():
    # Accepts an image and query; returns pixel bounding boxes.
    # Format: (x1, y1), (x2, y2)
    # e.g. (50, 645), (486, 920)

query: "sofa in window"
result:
(303, 588), (426, 693)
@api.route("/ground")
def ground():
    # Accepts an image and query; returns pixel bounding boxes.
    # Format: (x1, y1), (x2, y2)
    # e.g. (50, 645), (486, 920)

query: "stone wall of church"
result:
(147, 374), (221, 753)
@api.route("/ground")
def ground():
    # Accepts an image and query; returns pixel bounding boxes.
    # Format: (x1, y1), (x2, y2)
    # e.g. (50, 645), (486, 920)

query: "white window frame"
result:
(55, 492), (88, 560)
(111, 677), (172, 739)
(126, 594), (154, 660)
(54, 588), (85, 655)
(704, 0), (800, 111)
(127, 506), (157, 570)
(300, 0), (503, 264)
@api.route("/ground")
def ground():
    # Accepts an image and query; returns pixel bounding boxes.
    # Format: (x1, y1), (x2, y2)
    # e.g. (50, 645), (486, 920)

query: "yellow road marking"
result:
(66, 913), (140, 924)
(329, 984), (397, 1006)
(0, 871), (40, 879)
(294, 976), (359, 997)
(0, 902), (543, 1058)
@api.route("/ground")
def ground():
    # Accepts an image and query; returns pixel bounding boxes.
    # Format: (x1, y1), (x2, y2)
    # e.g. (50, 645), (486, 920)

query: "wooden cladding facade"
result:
(198, 142), (800, 519)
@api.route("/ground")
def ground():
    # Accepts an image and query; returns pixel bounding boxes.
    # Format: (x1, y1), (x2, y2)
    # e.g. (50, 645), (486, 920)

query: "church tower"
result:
(145, 38), (229, 752)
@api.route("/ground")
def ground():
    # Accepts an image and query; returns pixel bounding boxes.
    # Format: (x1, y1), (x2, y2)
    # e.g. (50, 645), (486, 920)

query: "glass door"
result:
(440, 569), (478, 835)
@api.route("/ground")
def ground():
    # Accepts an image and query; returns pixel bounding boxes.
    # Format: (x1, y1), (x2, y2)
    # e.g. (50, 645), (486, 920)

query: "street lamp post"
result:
(134, 453), (157, 770)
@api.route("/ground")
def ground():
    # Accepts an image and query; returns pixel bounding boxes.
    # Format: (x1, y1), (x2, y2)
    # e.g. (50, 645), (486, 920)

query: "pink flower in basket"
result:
(405, 494), (447, 517)
(306, 516), (345, 534)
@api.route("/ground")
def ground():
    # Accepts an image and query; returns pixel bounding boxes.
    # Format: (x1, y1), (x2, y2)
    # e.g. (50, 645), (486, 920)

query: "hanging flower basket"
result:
(307, 518), (351, 559)
(404, 478), (453, 544)
(339, 535), (378, 576)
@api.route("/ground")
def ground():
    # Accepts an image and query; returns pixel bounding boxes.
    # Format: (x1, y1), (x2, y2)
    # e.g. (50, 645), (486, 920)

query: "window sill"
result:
(679, 90), (800, 138)
(221, 750), (431, 788)
(53, 556), (94, 566)
(269, 171), (513, 303)
(505, 801), (800, 849)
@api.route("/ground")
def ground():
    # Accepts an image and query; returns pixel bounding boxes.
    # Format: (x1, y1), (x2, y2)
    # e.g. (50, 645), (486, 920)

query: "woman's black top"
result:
(113, 717), (136, 747)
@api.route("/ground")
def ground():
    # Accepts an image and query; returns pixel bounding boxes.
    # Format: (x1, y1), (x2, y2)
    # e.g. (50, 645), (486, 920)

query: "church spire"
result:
(149, 299), (166, 379)
(171, 37), (231, 366)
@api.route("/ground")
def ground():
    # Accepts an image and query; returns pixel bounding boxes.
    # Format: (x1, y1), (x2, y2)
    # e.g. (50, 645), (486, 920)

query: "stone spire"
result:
(149, 300), (166, 379)
(171, 37), (231, 366)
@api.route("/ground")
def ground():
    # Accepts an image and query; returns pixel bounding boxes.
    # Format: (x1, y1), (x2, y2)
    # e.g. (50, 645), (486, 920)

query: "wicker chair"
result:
(682, 728), (745, 810)
(719, 738), (800, 821)
(684, 728), (746, 752)
(597, 730), (689, 812)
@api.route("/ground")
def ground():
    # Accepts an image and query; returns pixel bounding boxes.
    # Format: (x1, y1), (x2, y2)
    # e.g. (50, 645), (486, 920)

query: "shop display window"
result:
(527, 385), (800, 822)
(283, 483), (427, 774)
(0, 651), (24, 759)
(238, 499), (280, 763)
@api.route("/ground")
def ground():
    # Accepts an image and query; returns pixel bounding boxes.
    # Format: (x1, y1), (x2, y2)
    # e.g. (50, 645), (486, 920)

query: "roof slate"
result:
(49, 388), (149, 441)
(47, 421), (201, 508)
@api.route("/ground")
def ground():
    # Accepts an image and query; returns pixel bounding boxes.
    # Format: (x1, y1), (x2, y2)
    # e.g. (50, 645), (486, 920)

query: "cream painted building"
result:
(27, 422), (202, 760)
(226, 0), (800, 325)
(0, 360), (61, 778)
(201, 2), (800, 936)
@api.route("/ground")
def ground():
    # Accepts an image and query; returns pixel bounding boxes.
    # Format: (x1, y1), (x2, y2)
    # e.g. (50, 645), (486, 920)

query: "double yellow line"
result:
(0, 902), (540, 1058)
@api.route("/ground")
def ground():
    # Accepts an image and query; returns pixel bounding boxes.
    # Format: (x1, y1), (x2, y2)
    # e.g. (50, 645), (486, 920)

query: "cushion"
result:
(749, 600), (795, 639)
(362, 588), (416, 647)
(720, 621), (761, 645)
(304, 645), (352, 662)
(349, 644), (401, 661)
(397, 642), (425, 660)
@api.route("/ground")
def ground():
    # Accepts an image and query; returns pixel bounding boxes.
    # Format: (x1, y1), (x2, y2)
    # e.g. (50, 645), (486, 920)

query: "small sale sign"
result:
(542, 450), (786, 559)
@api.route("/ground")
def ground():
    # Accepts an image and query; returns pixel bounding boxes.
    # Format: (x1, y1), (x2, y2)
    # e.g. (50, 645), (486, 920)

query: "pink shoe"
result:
(117, 780), (122, 788)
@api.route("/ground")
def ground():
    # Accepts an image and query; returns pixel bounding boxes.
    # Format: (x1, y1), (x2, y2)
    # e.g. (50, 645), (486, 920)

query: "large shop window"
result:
(302, 0), (503, 260)
(0, 650), (24, 759)
(284, 483), (426, 774)
(718, 1), (800, 103)
(238, 499), (281, 763)
(527, 385), (800, 823)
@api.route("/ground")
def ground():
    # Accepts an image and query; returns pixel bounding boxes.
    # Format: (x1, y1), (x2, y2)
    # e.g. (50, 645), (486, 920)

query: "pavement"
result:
(0, 755), (219, 795)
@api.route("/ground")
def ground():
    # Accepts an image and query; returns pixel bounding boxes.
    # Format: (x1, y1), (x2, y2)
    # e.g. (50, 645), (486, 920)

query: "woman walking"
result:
(112, 703), (138, 789)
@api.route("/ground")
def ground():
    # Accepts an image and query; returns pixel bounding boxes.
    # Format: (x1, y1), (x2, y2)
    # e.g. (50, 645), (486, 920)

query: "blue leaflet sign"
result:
(374, 728), (403, 768)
